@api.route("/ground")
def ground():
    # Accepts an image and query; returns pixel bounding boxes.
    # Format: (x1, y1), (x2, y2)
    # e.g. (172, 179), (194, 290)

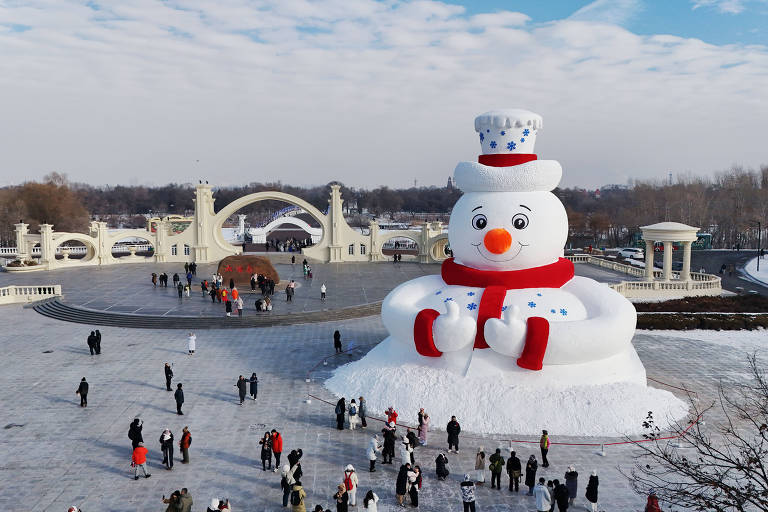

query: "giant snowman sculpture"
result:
(327, 109), (687, 436)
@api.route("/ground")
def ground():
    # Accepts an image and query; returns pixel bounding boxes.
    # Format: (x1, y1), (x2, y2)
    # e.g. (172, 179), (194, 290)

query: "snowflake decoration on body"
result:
(536, 292), (542, 297)
(501, 306), (508, 312)
(467, 291), (475, 296)
(500, 130), (505, 136)
(523, 129), (530, 136)
(506, 141), (516, 151)
(560, 308), (568, 316)
(444, 297), (454, 303)
(527, 301), (536, 308)
(489, 141), (497, 149)
(479, 133), (484, 142)
(435, 290), (442, 295)
(520, 137), (525, 143)
(466, 303), (478, 311)
(550, 309), (556, 314)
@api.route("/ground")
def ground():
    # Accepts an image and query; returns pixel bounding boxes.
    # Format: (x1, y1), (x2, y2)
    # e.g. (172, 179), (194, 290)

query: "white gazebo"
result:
(640, 222), (699, 281)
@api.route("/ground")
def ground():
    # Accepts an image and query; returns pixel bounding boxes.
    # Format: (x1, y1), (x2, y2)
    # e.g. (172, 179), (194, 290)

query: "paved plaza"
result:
(0, 261), (752, 511)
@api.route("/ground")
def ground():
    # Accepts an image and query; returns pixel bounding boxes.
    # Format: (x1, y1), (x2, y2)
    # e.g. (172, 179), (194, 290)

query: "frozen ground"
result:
(1, 293), (766, 511)
(745, 256), (768, 286)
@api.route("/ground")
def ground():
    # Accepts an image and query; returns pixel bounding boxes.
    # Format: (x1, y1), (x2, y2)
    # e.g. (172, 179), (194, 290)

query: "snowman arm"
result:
(544, 277), (636, 364)
(381, 276), (443, 351)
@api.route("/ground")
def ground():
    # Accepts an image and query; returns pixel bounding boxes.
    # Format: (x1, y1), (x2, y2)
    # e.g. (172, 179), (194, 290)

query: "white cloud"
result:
(691, 0), (746, 14)
(569, 0), (642, 25)
(0, 0), (766, 190)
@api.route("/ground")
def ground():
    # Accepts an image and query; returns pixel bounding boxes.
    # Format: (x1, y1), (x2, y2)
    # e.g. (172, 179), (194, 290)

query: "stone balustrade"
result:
(0, 285), (62, 305)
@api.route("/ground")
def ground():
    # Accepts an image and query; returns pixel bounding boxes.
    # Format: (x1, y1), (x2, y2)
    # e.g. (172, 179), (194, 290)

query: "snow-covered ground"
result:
(744, 256), (768, 286)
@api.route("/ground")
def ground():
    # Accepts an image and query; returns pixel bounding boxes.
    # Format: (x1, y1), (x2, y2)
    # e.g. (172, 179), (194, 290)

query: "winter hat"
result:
(592, 470), (597, 476)
(454, 109), (561, 193)
(345, 464), (354, 471)
(388, 421), (395, 428)
(464, 473), (471, 481)
(210, 499), (219, 509)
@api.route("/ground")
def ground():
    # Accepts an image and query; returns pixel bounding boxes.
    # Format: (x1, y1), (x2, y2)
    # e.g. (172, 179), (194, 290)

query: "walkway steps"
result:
(33, 299), (382, 329)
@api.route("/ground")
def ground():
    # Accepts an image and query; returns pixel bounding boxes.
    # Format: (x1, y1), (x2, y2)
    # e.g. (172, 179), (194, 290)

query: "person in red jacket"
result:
(180, 426), (192, 464)
(386, 407), (399, 426)
(271, 429), (283, 472)
(645, 490), (663, 512)
(132, 442), (151, 480)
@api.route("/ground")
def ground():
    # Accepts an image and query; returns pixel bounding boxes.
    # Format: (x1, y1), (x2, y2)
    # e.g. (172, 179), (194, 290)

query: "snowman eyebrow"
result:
(471, 206), (483, 211)
(519, 204), (531, 211)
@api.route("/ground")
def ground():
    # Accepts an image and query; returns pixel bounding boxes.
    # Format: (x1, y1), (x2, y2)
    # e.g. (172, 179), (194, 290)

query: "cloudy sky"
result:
(1, 0), (767, 189)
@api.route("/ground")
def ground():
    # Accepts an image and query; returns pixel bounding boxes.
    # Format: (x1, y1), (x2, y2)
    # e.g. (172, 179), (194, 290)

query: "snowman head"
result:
(450, 109), (568, 271)
(449, 191), (567, 271)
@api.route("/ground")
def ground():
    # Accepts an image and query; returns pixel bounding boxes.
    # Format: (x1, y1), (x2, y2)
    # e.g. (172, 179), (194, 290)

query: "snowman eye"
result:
(471, 214), (487, 230)
(512, 213), (529, 230)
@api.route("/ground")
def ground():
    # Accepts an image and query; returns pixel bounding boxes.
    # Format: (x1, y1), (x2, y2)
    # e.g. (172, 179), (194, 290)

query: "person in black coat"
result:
(249, 373), (258, 400)
(235, 375), (247, 405)
(333, 330), (342, 353)
(406, 429), (419, 464)
(159, 429), (174, 470)
(435, 453), (449, 480)
(507, 450), (522, 492)
(87, 331), (96, 355)
(382, 426), (396, 464)
(446, 416), (461, 453)
(259, 432), (272, 471)
(128, 418), (143, 449)
(335, 398), (346, 430)
(164, 363), (173, 391)
(525, 455), (538, 495)
(553, 479), (569, 511)
(174, 383), (184, 415)
(94, 330), (101, 354)
(76, 377), (88, 407)
(585, 471), (599, 512)
(395, 463), (410, 507)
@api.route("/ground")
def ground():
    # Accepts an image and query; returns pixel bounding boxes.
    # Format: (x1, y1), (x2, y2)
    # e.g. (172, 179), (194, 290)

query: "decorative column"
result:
(238, 214), (247, 239)
(193, 184), (215, 263)
(14, 222), (29, 261)
(154, 219), (168, 262)
(662, 241), (673, 280)
(368, 220), (381, 262)
(681, 240), (692, 281)
(38, 224), (56, 266)
(327, 185), (344, 262)
(644, 239), (655, 281)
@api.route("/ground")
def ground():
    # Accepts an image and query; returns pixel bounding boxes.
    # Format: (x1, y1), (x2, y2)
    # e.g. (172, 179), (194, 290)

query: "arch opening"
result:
(382, 235), (420, 262)
(110, 236), (155, 259)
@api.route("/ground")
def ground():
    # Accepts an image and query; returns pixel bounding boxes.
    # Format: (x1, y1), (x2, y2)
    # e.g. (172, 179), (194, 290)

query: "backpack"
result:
(344, 473), (354, 490)
(290, 489), (301, 506)
(349, 405), (357, 416)
(490, 458), (503, 473)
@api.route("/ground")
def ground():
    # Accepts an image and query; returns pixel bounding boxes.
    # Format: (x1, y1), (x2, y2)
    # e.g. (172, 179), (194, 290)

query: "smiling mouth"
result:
(472, 242), (528, 262)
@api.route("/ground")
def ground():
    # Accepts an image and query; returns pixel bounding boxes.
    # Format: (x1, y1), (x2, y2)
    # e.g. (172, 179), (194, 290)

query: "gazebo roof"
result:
(640, 222), (699, 242)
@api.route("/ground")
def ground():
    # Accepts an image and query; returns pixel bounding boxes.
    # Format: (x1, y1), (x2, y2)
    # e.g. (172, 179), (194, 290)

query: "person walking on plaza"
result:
(362, 490), (379, 511)
(174, 383), (184, 415)
(180, 426), (191, 464)
(320, 283), (327, 301)
(129, 417), (144, 449)
(259, 431), (273, 471)
(553, 479), (569, 512)
(132, 442), (151, 480)
(335, 397), (346, 430)
(249, 373), (258, 400)
(164, 363), (173, 391)
(280, 465), (293, 507)
(173, 273), (180, 287)
(408, 465), (421, 507)
(95, 330), (102, 354)
(186, 271), (193, 287)
(177, 282), (184, 299)
(159, 428), (174, 470)
(348, 399), (360, 430)
(395, 463), (410, 507)
(540, 430), (550, 468)
(152, 272), (158, 287)
(489, 448), (504, 490)
(286, 280), (296, 302)
(333, 330), (342, 353)
(526, 455), (539, 495)
(565, 465), (578, 506)
(447, 416), (461, 453)
(236, 295), (244, 317)
(460, 473), (476, 512)
(400, 436), (413, 467)
(187, 332), (196, 355)
(382, 424), (396, 464)
(418, 412), (429, 446)
(201, 279), (208, 298)
(507, 450), (521, 492)
(271, 429), (283, 471)
(343, 464), (359, 507)
(435, 452), (449, 480)
(358, 396), (367, 428)
(87, 331), (96, 355)
(76, 377), (88, 407)
(224, 290), (232, 316)
(184, 262), (189, 274)
(333, 483), (349, 512)
(367, 435), (382, 472)
(178, 488), (193, 512)
(291, 480), (307, 512)
(534, 477), (551, 512)
(585, 470), (599, 512)
(474, 447), (486, 486)
(235, 375), (247, 405)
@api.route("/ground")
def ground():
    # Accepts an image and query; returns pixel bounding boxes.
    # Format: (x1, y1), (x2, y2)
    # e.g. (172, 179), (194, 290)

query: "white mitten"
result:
(484, 305), (527, 357)
(433, 300), (477, 353)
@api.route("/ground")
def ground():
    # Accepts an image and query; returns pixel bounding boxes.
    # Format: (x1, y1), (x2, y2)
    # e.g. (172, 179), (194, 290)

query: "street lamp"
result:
(751, 220), (762, 272)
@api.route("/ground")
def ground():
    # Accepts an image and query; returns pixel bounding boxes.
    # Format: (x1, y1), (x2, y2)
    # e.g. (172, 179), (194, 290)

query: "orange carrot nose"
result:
(483, 228), (512, 254)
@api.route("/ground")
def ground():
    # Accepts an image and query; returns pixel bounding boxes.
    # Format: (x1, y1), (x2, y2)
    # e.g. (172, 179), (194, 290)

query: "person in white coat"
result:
(362, 490), (379, 511)
(534, 477), (551, 512)
(187, 332), (196, 355)
(343, 464), (359, 507)
(400, 436), (413, 467)
(367, 435), (382, 472)
(348, 399), (360, 430)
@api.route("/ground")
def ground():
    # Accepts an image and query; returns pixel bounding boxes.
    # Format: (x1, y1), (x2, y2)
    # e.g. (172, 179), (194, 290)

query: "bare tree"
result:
(624, 354), (768, 511)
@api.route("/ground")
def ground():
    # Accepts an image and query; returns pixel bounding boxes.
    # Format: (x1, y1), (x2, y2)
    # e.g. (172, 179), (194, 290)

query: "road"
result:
(672, 249), (768, 296)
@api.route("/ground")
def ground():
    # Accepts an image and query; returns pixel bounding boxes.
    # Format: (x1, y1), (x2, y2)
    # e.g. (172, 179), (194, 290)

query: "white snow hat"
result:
(454, 109), (562, 193)
(346, 464), (355, 471)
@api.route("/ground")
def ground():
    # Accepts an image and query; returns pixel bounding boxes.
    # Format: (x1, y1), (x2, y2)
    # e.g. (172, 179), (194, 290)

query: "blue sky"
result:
(0, 0), (767, 189)
(451, 0), (767, 46)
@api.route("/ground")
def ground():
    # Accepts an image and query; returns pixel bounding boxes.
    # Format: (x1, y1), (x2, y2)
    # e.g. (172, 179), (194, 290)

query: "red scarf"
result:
(413, 257), (574, 371)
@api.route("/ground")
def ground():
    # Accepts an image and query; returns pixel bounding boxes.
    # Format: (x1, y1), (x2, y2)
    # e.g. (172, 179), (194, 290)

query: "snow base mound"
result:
(325, 338), (689, 437)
